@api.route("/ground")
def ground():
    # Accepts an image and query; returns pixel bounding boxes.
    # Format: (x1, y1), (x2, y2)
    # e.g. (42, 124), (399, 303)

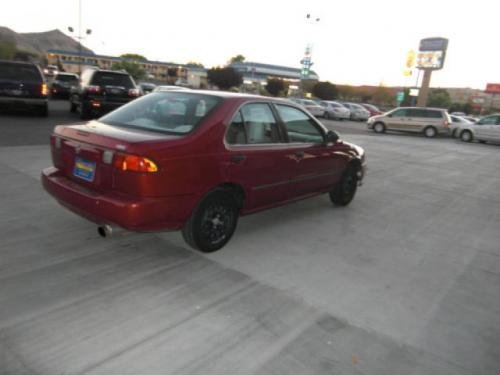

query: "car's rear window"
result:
(56, 74), (78, 82)
(0, 63), (41, 82)
(91, 72), (134, 88)
(100, 92), (222, 134)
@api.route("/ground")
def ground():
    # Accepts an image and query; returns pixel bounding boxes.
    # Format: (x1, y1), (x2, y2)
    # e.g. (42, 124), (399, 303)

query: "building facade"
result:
(46, 49), (207, 88)
(229, 61), (319, 85)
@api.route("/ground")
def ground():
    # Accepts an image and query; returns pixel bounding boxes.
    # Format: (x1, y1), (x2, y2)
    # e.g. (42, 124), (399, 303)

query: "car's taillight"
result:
(87, 85), (101, 94)
(444, 120), (450, 128)
(113, 153), (158, 173)
(128, 88), (140, 97)
(41, 83), (48, 96)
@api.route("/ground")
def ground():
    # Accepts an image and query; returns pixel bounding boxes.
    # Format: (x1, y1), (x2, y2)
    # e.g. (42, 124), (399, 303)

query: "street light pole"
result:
(299, 13), (320, 98)
(68, 0), (91, 75)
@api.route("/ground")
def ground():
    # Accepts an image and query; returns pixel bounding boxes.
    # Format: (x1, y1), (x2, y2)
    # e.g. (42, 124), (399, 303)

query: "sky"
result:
(1, 0), (499, 89)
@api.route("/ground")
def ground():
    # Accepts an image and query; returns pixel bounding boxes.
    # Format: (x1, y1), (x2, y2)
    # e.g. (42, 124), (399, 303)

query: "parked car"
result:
(450, 115), (473, 137)
(360, 103), (382, 116)
(0, 59), (49, 116)
(69, 68), (140, 119)
(342, 102), (370, 121)
(50, 72), (79, 99)
(367, 107), (451, 137)
(458, 114), (500, 143)
(42, 91), (366, 252)
(462, 116), (478, 123)
(153, 85), (191, 92)
(289, 98), (325, 117)
(319, 100), (350, 120)
(138, 82), (157, 94)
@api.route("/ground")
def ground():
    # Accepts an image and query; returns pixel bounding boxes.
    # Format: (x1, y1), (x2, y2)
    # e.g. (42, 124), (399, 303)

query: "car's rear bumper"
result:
(0, 96), (47, 108)
(42, 167), (195, 232)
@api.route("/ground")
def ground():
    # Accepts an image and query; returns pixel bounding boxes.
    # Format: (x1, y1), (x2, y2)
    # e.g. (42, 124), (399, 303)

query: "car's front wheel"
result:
(460, 130), (473, 142)
(182, 190), (239, 252)
(330, 164), (359, 206)
(373, 122), (386, 133)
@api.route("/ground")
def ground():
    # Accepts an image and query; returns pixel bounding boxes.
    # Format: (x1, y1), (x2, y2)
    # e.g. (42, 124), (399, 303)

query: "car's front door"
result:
(274, 104), (346, 198)
(222, 102), (292, 211)
(385, 108), (408, 131)
(475, 115), (498, 140)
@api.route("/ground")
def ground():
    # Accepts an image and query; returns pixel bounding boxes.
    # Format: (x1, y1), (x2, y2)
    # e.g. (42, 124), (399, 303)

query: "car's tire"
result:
(423, 126), (437, 138)
(329, 163), (359, 207)
(373, 122), (386, 133)
(80, 102), (91, 120)
(38, 104), (48, 117)
(70, 98), (77, 113)
(182, 190), (239, 253)
(460, 130), (473, 142)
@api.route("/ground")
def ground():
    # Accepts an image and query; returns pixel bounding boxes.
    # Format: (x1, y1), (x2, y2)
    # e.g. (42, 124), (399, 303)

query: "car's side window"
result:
(478, 116), (497, 125)
(225, 111), (247, 145)
(275, 105), (324, 144)
(426, 110), (442, 119)
(391, 109), (407, 117)
(240, 103), (279, 144)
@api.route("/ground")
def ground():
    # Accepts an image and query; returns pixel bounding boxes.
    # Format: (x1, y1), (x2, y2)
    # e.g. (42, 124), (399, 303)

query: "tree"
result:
(207, 67), (242, 90)
(111, 60), (145, 80)
(120, 53), (147, 61)
(228, 54), (245, 64)
(312, 81), (338, 100)
(167, 67), (178, 84)
(427, 88), (451, 108)
(371, 86), (393, 106)
(186, 61), (204, 68)
(0, 40), (16, 60)
(265, 78), (288, 97)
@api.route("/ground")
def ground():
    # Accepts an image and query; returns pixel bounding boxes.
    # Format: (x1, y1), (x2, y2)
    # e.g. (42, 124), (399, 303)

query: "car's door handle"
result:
(230, 154), (246, 164)
(295, 151), (305, 159)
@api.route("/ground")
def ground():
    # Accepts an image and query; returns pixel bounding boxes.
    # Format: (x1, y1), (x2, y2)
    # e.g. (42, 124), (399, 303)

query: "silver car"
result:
(342, 102), (370, 121)
(289, 98), (325, 118)
(450, 115), (473, 137)
(367, 107), (451, 138)
(458, 114), (500, 143)
(319, 100), (350, 120)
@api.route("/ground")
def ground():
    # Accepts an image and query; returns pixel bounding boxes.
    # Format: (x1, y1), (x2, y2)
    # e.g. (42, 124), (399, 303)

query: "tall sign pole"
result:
(415, 37), (448, 107)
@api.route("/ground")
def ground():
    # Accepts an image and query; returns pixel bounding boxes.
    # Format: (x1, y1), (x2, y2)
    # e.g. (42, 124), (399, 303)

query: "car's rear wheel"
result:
(80, 102), (91, 120)
(423, 126), (437, 138)
(330, 164), (359, 206)
(38, 104), (48, 117)
(373, 122), (386, 133)
(460, 130), (473, 142)
(182, 190), (239, 253)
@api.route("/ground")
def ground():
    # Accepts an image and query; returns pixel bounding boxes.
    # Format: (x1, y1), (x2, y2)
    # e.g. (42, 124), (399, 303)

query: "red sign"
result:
(485, 83), (500, 94)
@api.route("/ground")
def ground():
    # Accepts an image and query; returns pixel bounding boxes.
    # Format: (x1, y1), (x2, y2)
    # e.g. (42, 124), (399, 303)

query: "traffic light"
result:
(406, 50), (415, 68)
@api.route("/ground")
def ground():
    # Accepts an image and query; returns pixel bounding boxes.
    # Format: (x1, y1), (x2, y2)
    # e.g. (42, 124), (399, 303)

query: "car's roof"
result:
(396, 106), (447, 111)
(0, 59), (37, 67)
(56, 72), (78, 76)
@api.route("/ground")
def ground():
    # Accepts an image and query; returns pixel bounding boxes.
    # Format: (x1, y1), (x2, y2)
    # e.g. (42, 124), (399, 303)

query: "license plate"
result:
(73, 157), (96, 182)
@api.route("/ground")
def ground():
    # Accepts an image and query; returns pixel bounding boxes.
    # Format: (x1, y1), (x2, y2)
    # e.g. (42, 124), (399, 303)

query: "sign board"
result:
(418, 37), (448, 70)
(485, 83), (500, 94)
(419, 38), (448, 52)
(396, 91), (405, 101)
(409, 88), (419, 97)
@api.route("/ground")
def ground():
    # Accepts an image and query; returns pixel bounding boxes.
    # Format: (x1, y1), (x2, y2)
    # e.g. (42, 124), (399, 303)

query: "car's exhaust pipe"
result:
(97, 224), (115, 238)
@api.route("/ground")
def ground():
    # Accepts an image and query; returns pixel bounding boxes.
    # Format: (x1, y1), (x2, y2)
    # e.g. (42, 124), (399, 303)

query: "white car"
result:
(153, 85), (191, 92)
(458, 114), (500, 143)
(342, 102), (370, 121)
(319, 100), (350, 120)
(450, 115), (473, 137)
(289, 98), (325, 118)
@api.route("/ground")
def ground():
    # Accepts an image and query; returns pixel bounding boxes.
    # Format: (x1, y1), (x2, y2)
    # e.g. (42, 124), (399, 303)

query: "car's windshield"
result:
(100, 92), (221, 134)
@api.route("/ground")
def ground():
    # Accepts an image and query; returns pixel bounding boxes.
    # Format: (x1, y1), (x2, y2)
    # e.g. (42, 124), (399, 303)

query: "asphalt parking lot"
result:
(1, 100), (499, 374)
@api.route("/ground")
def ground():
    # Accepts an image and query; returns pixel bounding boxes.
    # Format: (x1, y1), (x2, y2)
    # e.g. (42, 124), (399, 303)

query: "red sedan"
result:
(42, 91), (366, 252)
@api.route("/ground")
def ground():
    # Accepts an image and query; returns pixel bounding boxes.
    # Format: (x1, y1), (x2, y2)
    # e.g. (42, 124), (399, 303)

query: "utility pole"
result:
(68, 0), (92, 75)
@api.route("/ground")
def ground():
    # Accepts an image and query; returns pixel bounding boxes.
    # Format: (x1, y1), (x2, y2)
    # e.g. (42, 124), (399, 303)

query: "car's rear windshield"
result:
(91, 72), (134, 88)
(56, 74), (78, 82)
(0, 63), (41, 82)
(100, 92), (222, 135)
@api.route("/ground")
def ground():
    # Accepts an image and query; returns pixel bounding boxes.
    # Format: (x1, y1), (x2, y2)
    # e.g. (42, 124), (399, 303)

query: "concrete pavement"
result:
(0, 108), (499, 374)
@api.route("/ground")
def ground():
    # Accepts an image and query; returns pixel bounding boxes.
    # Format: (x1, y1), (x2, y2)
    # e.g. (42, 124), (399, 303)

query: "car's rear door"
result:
(222, 102), (293, 211)
(0, 62), (44, 100)
(274, 103), (346, 197)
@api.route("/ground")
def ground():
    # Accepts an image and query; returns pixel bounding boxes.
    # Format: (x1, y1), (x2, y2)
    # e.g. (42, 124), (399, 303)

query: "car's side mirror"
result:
(387, 113), (393, 118)
(325, 130), (339, 144)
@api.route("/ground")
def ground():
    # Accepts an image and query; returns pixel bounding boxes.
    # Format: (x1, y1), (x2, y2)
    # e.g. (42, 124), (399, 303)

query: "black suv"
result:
(70, 68), (140, 119)
(0, 60), (49, 116)
(51, 72), (78, 99)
